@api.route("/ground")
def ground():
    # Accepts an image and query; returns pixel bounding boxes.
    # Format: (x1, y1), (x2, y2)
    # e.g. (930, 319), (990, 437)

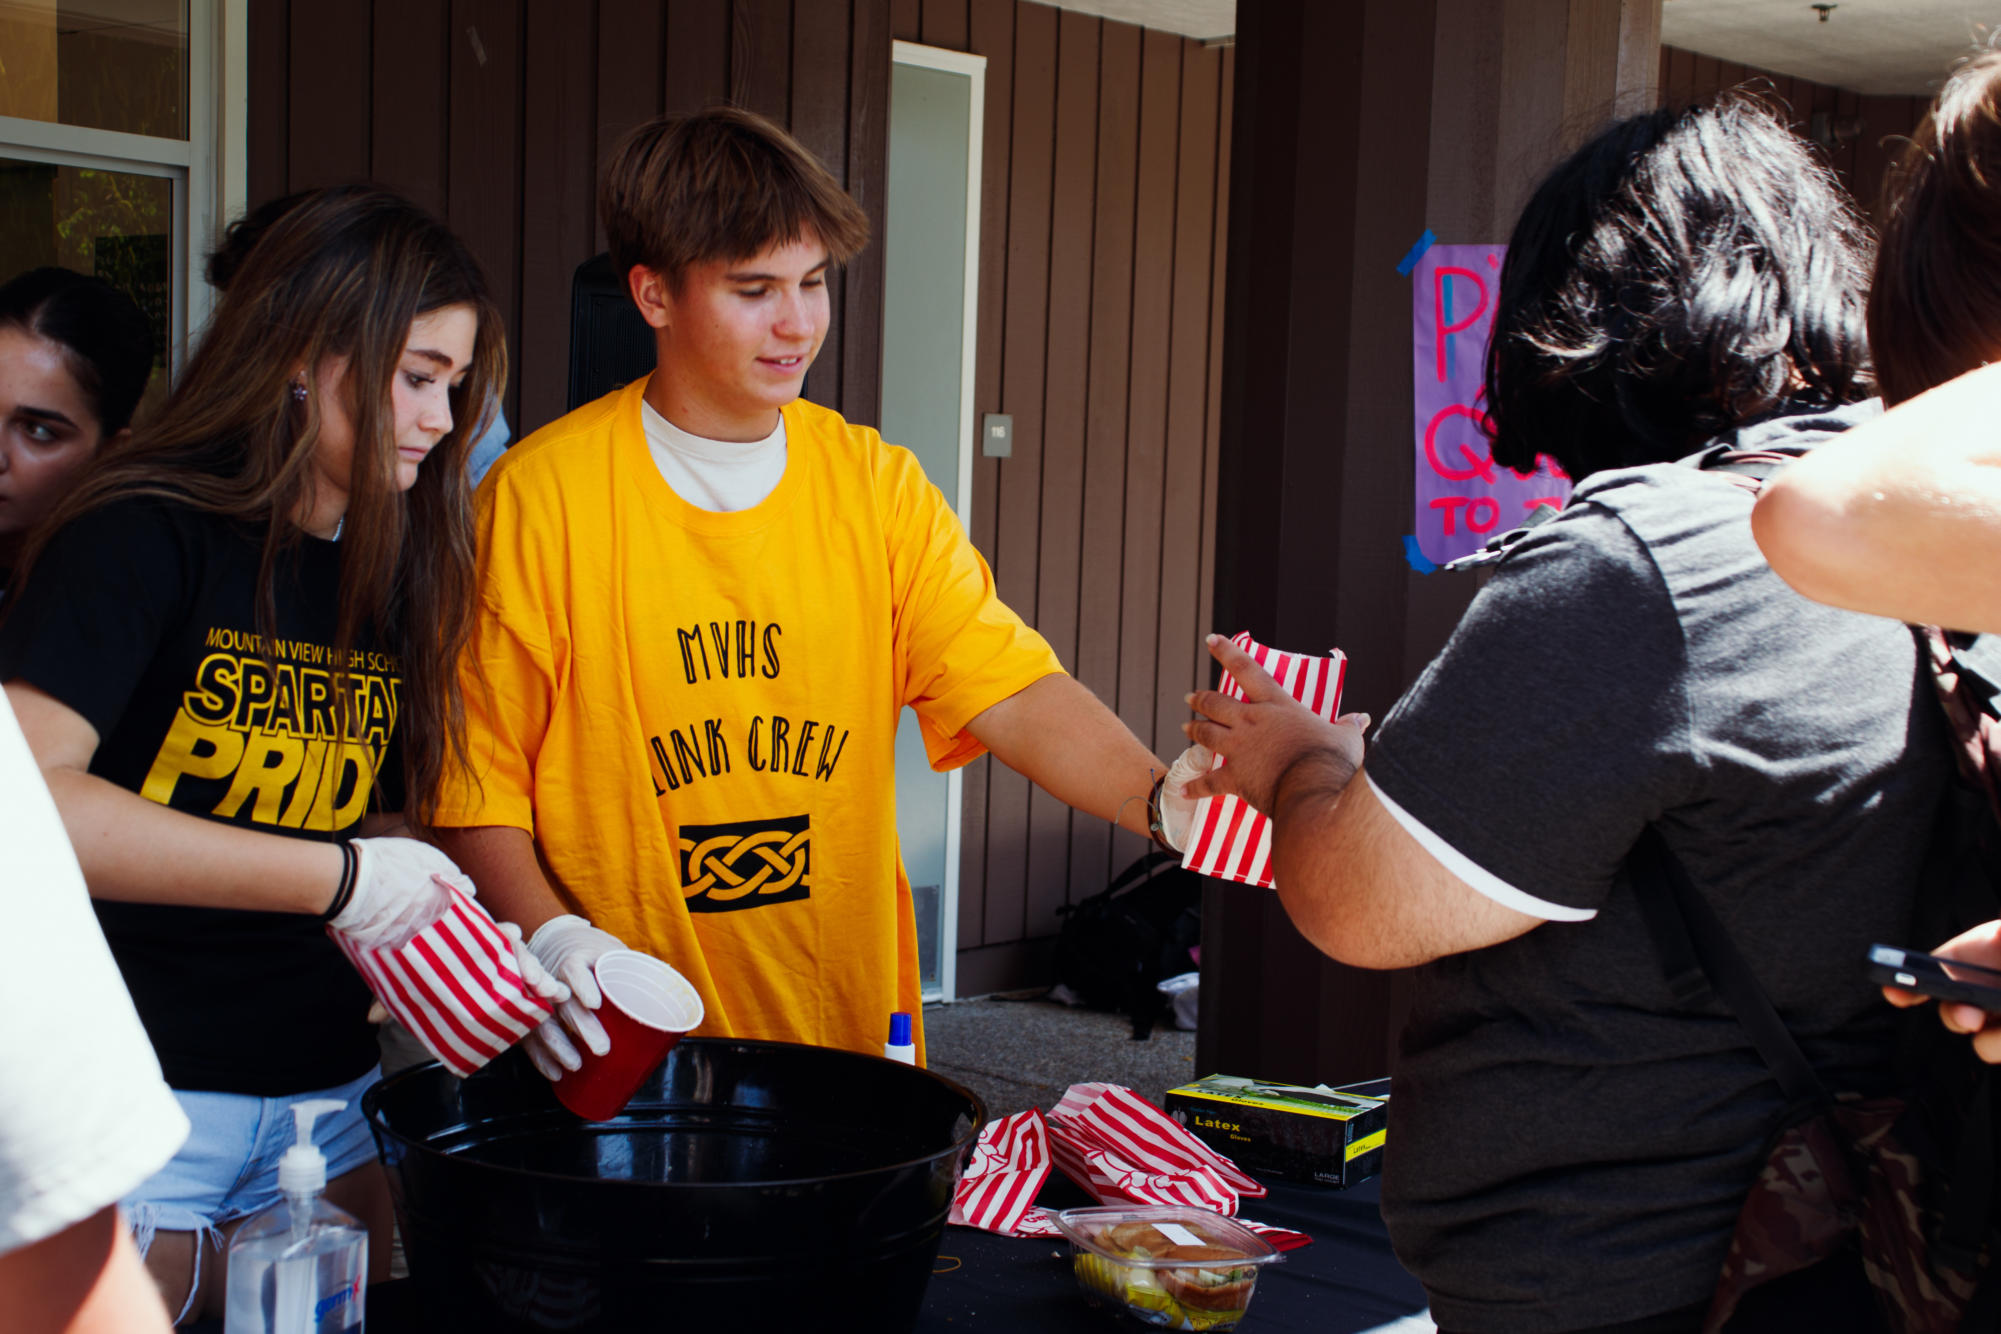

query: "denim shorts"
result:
(124, 1065), (383, 1254)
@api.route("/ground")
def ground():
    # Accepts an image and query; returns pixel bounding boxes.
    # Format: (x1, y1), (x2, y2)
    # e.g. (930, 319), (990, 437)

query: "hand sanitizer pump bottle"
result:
(224, 1099), (369, 1333)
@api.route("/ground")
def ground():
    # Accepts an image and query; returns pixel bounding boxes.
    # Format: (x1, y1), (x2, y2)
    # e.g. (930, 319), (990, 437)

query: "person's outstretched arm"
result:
(8, 680), (470, 954)
(6, 681), (344, 914)
(1182, 635), (1539, 968)
(432, 825), (566, 936)
(963, 674), (1164, 841)
(1754, 363), (2001, 633)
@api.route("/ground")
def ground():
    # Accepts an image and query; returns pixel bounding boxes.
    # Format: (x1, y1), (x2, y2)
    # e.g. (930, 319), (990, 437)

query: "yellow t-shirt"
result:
(437, 379), (1062, 1059)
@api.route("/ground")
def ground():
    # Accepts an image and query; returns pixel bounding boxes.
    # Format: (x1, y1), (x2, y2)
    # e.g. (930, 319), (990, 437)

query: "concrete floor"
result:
(921, 994), (1198, 1119)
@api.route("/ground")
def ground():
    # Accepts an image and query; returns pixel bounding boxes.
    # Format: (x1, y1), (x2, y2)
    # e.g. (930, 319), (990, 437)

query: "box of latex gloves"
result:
(1164, 1075), (1389, 1188)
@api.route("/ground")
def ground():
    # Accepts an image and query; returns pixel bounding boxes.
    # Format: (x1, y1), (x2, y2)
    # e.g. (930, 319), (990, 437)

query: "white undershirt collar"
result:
(640, 400), (788, 513)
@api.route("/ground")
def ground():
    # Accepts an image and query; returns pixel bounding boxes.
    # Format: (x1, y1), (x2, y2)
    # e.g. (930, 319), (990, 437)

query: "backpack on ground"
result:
(1625, 445), (2001, 1334)
(1052, 850), (1202, 1040)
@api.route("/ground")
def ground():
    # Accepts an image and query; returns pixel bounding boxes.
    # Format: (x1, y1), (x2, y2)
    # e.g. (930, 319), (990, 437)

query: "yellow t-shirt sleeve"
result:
(881, 444), (1064, 772)
(433, 481), (558, 832)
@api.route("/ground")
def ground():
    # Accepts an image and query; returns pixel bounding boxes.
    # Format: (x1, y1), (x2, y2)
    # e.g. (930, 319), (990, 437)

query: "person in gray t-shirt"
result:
(1182, 99), (1936, 1334)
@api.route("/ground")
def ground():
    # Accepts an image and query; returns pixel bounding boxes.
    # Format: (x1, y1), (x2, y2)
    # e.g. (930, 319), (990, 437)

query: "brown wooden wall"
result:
(247, 0), (892, 435)
(1200, 0), (1663, 1088)
(889, 2), (1236, 997)
(1658, 45), (1926, 222)
(244, 0), (1232, 997)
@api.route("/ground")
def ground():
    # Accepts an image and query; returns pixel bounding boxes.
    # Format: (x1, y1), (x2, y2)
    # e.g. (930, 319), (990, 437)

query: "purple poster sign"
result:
(1410, 243), (1569, 566)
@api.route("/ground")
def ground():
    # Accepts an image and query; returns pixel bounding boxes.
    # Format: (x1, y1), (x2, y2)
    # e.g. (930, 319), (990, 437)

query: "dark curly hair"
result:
(1483, 95), (1874, 482)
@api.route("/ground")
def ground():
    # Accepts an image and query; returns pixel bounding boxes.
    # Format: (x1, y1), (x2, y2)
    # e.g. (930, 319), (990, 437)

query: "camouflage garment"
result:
(1703, 1098), (1987, 1334)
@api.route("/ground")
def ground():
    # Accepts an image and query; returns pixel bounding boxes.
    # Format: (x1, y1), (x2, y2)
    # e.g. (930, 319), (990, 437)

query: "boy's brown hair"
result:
(1869, 48), (2001, 405)
(599, 106), (871, 289)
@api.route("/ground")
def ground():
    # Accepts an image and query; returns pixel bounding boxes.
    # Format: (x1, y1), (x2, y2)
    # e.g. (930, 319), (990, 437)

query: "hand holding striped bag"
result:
(331, 876), (560, 1077)
(1183, 633), (1347, 889)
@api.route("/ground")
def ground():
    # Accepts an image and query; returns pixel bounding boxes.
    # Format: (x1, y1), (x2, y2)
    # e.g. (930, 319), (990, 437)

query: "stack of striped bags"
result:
(949, 1082), (1311, 1250)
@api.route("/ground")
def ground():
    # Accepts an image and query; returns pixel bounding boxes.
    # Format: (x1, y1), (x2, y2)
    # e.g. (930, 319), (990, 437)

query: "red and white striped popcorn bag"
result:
(1047, 1083), (1311, 1249)
(948, 1109), (1057, 1237)
(1184, 632), (1348, 889)
(1047, 1082), (1266, 1211)
(331, 877), (556, 1077)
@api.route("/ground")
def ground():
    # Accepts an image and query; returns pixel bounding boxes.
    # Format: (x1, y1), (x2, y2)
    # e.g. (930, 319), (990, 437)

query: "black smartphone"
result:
(1867, 944), (2001, 1013)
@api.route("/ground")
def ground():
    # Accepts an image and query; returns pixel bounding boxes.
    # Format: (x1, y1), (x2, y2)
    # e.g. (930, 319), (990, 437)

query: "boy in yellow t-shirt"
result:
(435, 108), (1190, 1071)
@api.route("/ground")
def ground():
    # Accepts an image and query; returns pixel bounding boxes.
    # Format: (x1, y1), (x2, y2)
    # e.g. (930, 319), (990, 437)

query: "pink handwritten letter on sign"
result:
(1410, 244), (1569, 566)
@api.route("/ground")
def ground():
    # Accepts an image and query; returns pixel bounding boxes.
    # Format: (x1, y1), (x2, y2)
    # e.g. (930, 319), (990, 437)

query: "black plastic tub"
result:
(363, 1039), (984, 1332)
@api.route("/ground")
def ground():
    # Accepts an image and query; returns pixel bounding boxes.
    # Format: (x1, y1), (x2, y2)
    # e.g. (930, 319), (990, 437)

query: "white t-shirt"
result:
(641, 400), (787, 512)
(0, 693), (188, 1255)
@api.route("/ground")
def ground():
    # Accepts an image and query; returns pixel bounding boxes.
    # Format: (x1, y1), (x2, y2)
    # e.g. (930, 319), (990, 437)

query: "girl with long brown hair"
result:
(0, 186), (509, 1324)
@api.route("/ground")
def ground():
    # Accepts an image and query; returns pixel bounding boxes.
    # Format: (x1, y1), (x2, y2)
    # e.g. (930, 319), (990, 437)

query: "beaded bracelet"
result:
(318, 841), (359, 924)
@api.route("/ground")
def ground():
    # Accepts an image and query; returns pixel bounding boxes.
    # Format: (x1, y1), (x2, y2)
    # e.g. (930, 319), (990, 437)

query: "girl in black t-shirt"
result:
(0, 187), (514, 1325)
(0, 267), (154, 586)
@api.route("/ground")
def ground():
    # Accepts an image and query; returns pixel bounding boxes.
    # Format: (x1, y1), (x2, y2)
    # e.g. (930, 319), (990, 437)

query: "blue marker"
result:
(884, 1012), (916, 1065)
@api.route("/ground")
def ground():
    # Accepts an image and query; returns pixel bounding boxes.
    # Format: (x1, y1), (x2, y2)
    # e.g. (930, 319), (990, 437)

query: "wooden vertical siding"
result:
(246, 0), (893, 432)
(895, 1), (1235, 996)
(1200, 0), (1663, 1088)
(245, 0), (1232, 998)
(1658, 45), (1926, 221)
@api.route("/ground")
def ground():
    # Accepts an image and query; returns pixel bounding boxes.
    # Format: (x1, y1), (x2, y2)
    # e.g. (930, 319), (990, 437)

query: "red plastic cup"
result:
(552, 951), (705, 1121)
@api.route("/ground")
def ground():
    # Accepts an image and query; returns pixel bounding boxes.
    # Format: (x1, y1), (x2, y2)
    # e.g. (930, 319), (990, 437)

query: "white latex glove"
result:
(330, 836), (469, 950)
(497, 921), (571, 1007)
(520, 915), (623, 1082)
(1157, 745), (1213, 853)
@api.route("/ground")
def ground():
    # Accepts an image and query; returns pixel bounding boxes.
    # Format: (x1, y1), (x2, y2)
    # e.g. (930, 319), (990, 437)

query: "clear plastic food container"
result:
(1051, 1205), (1283, 1330)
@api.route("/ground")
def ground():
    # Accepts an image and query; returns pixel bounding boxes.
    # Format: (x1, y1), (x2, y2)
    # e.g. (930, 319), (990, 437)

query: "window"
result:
(0, 0), (246, 397)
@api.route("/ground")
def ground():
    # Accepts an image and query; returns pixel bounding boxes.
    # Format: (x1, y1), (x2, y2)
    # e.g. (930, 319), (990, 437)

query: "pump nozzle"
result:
(277, 1098), (346, 1195)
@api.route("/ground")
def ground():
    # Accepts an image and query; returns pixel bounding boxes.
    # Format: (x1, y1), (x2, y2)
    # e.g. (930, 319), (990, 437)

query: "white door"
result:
(881, 41), (984, 1002)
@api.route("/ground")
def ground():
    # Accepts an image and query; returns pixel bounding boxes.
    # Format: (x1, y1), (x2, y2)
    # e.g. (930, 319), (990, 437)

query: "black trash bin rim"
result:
(362, 1037), (987, 1193)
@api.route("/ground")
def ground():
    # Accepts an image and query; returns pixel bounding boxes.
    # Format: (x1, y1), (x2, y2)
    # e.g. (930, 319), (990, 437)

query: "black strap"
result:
(1628, 826), (1831, 1109)
(1628, 831), (1712, 1007)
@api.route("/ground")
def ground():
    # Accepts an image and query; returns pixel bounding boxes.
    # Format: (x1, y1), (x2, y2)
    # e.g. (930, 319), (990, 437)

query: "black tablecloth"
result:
(192, 1174), (1428, 1333)
(914, 1174), (1429, 1333)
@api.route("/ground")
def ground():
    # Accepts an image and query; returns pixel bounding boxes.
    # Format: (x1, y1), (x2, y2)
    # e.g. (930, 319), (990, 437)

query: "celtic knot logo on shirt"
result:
(677, 814), (811, 911)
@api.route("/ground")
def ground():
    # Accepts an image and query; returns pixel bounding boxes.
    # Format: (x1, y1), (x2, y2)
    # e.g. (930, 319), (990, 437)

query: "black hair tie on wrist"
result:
(318, 841), (359, 924)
